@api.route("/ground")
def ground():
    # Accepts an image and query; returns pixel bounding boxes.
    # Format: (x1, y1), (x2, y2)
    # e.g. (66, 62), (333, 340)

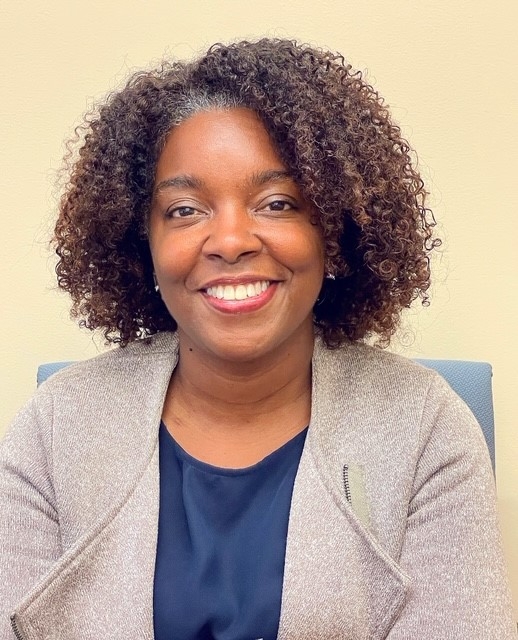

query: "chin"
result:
(180, 319), (316, 365)
(206, 336), (283, 364)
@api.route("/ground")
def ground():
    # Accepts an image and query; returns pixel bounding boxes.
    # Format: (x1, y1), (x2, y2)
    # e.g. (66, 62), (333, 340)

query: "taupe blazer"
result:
(0, 333), (515, 638)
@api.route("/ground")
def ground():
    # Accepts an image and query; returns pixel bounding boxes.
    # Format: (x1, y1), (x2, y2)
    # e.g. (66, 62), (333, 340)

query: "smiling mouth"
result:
(205, 280), (270, 301)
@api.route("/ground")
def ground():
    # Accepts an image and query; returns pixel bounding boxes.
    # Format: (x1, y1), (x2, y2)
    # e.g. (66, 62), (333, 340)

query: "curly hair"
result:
(54, 38), (440, 347)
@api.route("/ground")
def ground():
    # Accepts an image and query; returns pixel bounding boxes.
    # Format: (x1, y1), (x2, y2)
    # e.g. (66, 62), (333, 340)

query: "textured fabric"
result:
(154, 423), (306, 640)
(0, 332), (515, 639)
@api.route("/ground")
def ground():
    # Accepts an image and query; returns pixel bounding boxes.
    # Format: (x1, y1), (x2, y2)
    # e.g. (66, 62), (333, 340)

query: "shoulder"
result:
(312, 338), (445, 410)
(3, 331), (179, 467)
(38, 331), (179, 393)
(22, 333), (179, 426)
(311, 338), (490, 484)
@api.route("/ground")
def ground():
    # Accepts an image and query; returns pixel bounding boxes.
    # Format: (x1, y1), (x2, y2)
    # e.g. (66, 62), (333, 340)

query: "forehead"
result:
(154, 108), (287, 182)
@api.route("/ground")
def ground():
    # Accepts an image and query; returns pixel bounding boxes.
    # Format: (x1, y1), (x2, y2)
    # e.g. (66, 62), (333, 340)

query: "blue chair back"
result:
(37, 357), (495, 470)
(36, 361), (75, 387)
(415, 359), (495, 470)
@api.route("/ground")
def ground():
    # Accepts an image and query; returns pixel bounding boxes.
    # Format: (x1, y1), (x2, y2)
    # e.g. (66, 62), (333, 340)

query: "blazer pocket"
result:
(278, 449), (410, 640)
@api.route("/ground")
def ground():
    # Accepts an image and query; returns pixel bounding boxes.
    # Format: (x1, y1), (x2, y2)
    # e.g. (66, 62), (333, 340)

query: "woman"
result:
(0, 39), (514, 639)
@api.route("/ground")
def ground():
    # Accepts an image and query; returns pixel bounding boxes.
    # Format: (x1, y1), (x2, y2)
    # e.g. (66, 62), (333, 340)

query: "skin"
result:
(148, 108), (325, 467)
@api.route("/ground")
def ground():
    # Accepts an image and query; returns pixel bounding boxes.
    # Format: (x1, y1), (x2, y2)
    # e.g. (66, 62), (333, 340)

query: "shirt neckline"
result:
(160, 421), (308, 477)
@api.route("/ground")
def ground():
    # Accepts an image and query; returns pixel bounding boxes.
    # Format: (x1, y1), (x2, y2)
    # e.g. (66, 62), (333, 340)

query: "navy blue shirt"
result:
(153, 422), (307, 640)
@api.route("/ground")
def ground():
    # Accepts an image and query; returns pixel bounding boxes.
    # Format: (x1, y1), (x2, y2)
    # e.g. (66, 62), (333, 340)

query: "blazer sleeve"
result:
(0, 390), (62, 638)
(388, 375), (516, 638)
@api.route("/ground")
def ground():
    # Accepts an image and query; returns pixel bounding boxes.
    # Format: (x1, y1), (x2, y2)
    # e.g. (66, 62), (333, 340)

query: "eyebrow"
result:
(153, 169), (294, 195)
(154, 175), (204, 193)
(248, 169), (293, 187)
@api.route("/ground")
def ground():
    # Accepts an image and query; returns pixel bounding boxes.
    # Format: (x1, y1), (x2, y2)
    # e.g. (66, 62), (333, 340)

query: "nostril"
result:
(202, 225), (263, 263)
(206, 247), (262, 265)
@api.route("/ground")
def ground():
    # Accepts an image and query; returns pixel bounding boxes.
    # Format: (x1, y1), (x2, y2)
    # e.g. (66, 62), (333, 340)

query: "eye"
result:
(258, 198), (298, 214)
(166, 205), (204, 219)
(267, 200), (292, 211)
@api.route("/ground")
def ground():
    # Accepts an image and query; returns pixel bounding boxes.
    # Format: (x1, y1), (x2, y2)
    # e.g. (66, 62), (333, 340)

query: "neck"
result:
(161, 328), (315, 467)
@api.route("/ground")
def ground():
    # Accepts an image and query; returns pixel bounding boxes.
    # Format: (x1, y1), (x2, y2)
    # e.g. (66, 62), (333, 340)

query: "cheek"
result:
(269, 218), (323, 257)
(149, 233), (196, 282)
(286, 226), (325, 275)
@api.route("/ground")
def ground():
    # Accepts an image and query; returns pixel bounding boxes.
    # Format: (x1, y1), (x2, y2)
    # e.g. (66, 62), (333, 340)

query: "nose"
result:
(202, 205), (263, 264)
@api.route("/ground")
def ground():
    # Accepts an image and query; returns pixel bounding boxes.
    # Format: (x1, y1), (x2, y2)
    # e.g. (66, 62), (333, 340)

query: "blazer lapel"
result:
(277, 340), (410, 640)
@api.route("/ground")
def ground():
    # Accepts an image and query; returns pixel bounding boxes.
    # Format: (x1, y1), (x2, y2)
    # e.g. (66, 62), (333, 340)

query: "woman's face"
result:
(148, 107), (324, 363)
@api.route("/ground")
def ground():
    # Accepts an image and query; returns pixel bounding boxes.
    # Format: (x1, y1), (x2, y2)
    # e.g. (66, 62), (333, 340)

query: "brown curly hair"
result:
(54, 38), (439, 347)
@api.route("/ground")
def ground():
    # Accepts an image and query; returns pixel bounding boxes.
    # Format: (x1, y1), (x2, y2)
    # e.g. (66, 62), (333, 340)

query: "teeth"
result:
(206, 280), (270, 301)
(223, 285), (236, 300)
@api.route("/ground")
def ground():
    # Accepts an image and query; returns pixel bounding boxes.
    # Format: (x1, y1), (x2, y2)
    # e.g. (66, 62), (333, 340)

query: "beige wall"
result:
(1, 0), (516, 616)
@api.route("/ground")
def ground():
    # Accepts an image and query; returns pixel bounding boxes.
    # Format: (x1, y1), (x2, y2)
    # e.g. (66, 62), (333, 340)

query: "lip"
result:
(201, 281), (278, 314)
